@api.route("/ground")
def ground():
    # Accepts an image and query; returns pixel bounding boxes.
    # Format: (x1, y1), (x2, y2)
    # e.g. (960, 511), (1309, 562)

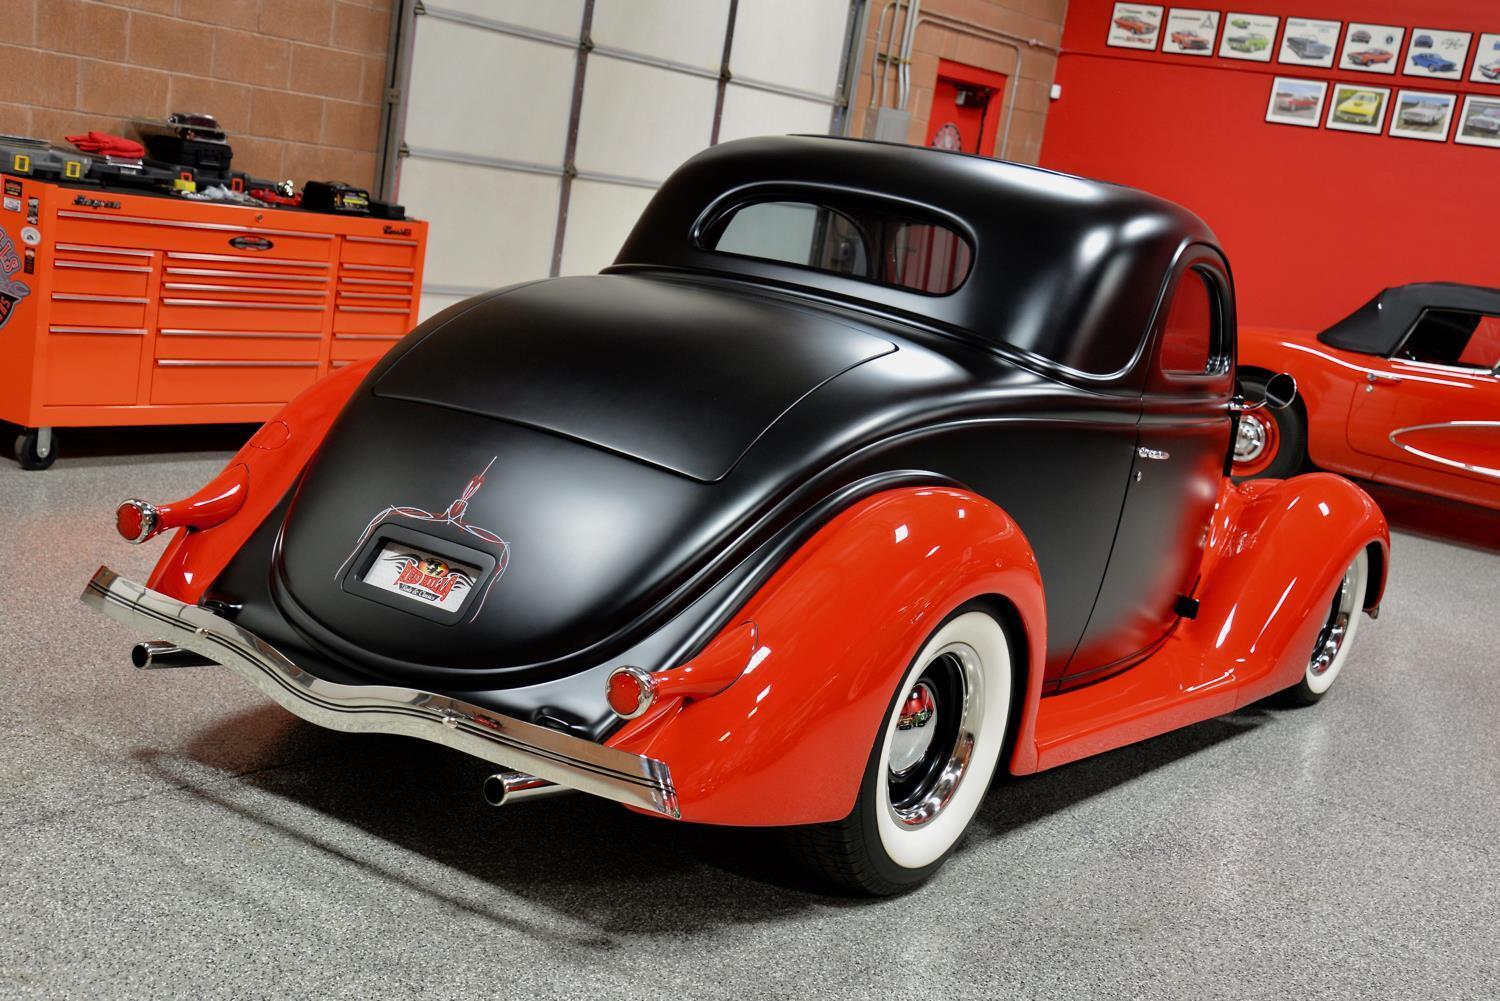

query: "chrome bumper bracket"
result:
(81, 566), (679, 818)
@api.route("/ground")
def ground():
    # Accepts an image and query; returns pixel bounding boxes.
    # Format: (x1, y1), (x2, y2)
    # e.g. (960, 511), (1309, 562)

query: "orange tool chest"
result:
(0, 174), (427, 467)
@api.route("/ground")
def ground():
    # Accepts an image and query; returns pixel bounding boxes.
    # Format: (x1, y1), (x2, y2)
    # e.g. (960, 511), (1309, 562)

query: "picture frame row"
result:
(1107, 3), (1500, 85)
(1265, 77), (1500, 147)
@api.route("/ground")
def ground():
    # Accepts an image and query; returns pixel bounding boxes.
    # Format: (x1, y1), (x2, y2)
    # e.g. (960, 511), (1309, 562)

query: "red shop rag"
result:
(66, 131), (146, 158)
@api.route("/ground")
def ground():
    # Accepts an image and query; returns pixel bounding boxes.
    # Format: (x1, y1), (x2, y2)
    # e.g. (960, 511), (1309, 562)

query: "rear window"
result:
(701, 199), (971, 295)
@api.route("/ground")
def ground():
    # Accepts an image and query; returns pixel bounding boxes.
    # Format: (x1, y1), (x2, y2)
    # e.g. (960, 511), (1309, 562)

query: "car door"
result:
(1060, 252), (1236, 688)
(1347, 307), (1500, 504)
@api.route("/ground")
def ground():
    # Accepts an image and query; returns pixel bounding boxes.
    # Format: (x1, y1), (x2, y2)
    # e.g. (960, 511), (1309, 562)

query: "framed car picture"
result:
(1339, 23), (1404, 75)
(1107, 3), (1163, 49)
(1403, 29), (1472, 81)
(1265, 77), (1328, 128)
(1160, 8), (1219, 56)
(1468, 33), (1500, 84)
(1325, 84), (1391, 134)
(1388, 90), (1457, 142)
(1454, 94), (1500, 148)
(1279, 17), (1340, 68)
(1219, 12), (1278, 62)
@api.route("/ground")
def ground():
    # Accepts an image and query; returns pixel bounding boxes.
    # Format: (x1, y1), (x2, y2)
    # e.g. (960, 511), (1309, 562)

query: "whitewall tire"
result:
(1281, 548), (1369, 706)
(786, 604), (1014, 894)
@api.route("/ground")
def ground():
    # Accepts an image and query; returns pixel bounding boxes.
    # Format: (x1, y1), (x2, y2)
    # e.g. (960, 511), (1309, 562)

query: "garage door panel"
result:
(416, 289), (475, 324)
(592, 0), (729, 70)
(717, 84), (833, 144)
(558, 181), (659, 277)
(399, 158), (558, 290)
(574, 57), (717, 181)
(426, 0), (583, 38)
(731, 0), (849, 98)
(406, 18), (574, 163)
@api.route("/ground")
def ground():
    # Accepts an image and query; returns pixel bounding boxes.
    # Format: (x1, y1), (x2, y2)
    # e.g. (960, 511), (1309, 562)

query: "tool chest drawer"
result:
(0, 176), (428, 434)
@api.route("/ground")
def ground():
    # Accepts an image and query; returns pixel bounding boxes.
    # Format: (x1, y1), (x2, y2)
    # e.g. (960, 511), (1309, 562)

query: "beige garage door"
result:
(393, 0), (860, 320)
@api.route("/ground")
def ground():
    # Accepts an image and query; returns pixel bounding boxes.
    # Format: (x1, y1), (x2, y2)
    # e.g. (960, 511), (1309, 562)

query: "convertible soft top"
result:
(612, 134), (1218, 380)
(1318, 282), (1500, 355)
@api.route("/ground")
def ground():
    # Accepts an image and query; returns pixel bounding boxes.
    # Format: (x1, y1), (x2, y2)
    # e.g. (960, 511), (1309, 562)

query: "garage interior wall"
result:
(397, 0), (859, 320)
(1041, 0), (1500, 334)
(845, 0), (1068, 164)
(0, 0), (392, 190)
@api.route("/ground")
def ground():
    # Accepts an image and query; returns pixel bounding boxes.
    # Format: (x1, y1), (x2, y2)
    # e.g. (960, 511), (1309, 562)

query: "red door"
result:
(924, 60), (1007, 157)
(1347, 309), (1500, 507)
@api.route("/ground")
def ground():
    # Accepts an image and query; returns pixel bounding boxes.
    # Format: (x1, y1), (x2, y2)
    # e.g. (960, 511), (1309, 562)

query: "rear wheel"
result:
(785, 606), (1013, 895)
(1278, 549), (1369, 707)
(1232, 375), (1306, 479)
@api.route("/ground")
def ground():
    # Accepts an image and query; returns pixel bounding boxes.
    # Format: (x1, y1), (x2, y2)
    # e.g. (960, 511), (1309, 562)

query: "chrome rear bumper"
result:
(81, 566), (679, 818)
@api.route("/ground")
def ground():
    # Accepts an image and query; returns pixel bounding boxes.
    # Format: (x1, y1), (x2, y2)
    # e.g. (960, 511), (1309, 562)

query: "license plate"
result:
(362, 543), (479, 614)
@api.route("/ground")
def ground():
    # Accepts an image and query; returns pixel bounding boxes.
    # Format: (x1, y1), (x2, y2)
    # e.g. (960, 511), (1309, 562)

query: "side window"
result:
(1397, 309), (1500, 370)
(1156, 268), (1219, 378)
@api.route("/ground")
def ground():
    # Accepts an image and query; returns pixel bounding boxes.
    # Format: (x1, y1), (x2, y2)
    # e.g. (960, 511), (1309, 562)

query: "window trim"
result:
(1389, 306), (1500, 374)
(1152, 263), (1233, 386)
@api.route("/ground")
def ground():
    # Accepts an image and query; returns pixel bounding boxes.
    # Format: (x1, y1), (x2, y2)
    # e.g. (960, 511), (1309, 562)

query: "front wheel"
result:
(1232, 375), (1306, 479)
(785, 606), (1014, 895)
(1278, 549), (1370, 707)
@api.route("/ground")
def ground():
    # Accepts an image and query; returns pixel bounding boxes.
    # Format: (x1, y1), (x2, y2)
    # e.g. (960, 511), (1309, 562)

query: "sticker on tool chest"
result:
(3, 179), (19, 198)
(0, 226), (32, 332)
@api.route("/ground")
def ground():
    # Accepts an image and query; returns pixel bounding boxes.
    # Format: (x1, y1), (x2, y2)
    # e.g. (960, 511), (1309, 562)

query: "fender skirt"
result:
(608, 487), (1046, 827)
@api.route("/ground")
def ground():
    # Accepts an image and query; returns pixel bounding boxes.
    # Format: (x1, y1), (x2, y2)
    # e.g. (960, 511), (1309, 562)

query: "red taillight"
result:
(115, 499), (159, 544)
(114, 463), (249, 545)
(607, 667), (655, 719)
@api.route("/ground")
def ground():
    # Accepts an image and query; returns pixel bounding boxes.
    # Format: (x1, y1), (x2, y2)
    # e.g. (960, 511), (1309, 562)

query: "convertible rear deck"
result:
(81, 567), (680, 818)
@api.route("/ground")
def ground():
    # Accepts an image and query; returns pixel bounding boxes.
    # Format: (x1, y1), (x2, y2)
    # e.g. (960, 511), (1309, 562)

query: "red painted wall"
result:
(1040, 0), (1500, 333)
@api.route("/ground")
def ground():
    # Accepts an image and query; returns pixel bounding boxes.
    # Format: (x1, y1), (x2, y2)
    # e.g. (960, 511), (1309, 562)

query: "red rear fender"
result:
(608, 486), (1046, 827)
(146, 360), (377, 602)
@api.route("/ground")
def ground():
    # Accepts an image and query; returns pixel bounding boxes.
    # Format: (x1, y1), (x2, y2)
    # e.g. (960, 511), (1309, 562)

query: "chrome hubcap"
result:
(1310, 563), (1359, 676)
(1235, 414), (1268, 462)
(887, 644), (982, 829)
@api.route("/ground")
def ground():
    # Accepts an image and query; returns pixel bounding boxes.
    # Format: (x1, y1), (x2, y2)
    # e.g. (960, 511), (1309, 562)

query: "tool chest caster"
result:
(14, 427), (57, 470)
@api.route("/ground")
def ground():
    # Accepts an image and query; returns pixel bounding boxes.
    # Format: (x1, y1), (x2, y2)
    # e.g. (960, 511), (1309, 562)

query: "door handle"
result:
(1366, 371), (1403, 385)
(1136, 446), (1170, 461)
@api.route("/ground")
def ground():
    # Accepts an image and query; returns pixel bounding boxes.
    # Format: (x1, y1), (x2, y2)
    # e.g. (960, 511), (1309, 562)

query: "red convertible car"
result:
(1237, 283), (1500, 511)
(1170, 30), (1210, 51)
(82, 137), (1389, 894)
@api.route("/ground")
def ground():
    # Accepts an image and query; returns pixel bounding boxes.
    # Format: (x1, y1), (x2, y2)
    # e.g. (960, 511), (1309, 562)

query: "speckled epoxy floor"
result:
(1, 432), (1498, 1000)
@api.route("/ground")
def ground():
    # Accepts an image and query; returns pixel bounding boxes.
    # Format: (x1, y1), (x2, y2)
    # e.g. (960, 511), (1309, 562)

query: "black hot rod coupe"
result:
(86, 137), (1389, 894)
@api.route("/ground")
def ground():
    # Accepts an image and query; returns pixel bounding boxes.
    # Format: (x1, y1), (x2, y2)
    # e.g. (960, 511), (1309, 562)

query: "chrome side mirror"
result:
(1261, 372), (1297, 411)
(1232, 372), (1297, 413)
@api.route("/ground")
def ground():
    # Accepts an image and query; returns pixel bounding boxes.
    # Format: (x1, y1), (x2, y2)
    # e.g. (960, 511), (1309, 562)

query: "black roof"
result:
(1319, 282), (1500, 356)
(610, 135), (1221, 380)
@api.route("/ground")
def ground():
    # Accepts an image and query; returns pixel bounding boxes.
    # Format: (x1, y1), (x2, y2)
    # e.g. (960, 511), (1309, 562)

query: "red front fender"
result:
(608, 487), (1047, 827)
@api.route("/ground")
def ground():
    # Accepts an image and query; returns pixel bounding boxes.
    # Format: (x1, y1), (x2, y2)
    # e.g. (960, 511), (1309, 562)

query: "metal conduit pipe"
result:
(912, 13), (1060, 159)
(897, 0), (921, 110)
(868, 0), (898, 107)
(875, 0), (913, 112)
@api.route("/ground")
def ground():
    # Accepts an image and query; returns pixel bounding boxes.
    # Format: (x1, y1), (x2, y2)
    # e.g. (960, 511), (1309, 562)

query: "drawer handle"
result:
(54, 260), (152, 273)
(159, 329), (321, 340)
(163, 282), (327, 298)
(167, 252), (327, 269)
(51, 293), (149, 304)
(157, 359), (319, 368)
(163, 298), (323, 311)
(50, 326), (147, 336)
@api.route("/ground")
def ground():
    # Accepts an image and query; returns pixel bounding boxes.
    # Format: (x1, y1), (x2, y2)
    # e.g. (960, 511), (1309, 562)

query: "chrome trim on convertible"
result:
(80, 567), (680, 818)
(1387, 421), (1500, 481)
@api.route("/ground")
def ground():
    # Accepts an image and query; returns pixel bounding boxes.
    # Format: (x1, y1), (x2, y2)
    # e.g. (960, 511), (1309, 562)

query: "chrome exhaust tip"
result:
(482, 771), (568, 807)
(131, 641), (218, 670)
